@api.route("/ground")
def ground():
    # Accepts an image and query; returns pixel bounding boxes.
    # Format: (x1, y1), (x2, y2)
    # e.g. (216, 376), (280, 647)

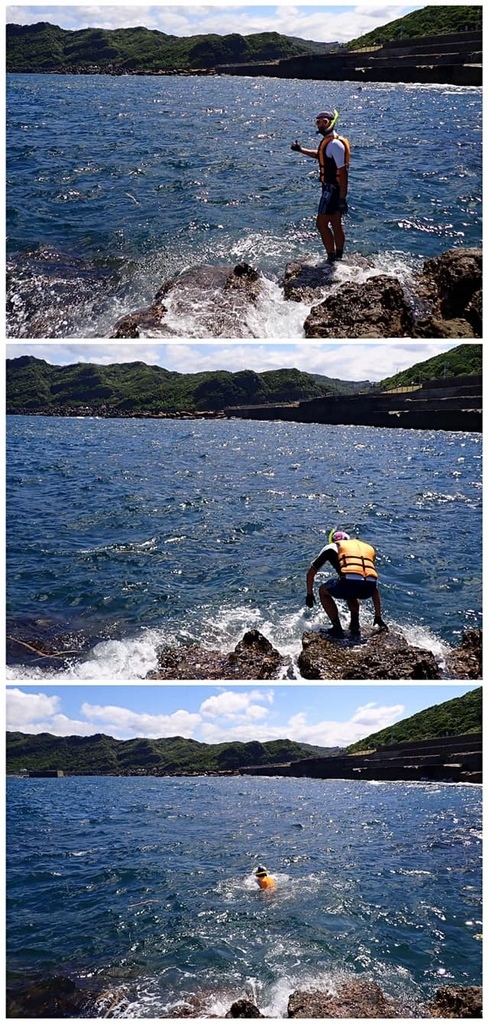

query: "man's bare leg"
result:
(318, 583), (344, 636)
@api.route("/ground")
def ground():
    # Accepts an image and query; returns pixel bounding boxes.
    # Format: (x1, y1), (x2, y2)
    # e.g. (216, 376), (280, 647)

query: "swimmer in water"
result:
(254, 865), (276, 889)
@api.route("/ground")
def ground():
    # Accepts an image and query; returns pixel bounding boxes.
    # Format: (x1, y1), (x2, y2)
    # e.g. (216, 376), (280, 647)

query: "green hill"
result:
(346, 687), (481, 753)
(6, 355), (364, 415)
(347, 5), (481, 50)
(6, 732), (338, 775)
(378, 344), (481, 391)
(6, 23), (336, 73)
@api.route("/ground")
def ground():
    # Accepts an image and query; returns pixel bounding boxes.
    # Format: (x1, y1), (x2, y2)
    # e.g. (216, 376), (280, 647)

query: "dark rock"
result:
(465, 288), (482, 334)
(428, 984), (483, 1018)
(417, 248), (482, 336)
(413, 316), (476, 338)
(110, 303), (169, 338)
(303, 276), (415, 338)
(445, 629), (482, 680)
(283, 255), (376, 303)
(287, 978), (404, 1018)
(147, 628), (288, 679)
(298, 629), (441, 680)
(225, 997), (264, 1017)
(283, 259), (336, 303)
(6, 976), (92, 1018)
(146, 626), (481, 681)
(110, 263), (262, 338)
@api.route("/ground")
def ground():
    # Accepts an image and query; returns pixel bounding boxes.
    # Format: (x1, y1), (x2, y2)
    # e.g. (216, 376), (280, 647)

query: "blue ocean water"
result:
(6, 415), (482, 679)
(6, 74), (482, 337)
(6, 775), (482, 1017)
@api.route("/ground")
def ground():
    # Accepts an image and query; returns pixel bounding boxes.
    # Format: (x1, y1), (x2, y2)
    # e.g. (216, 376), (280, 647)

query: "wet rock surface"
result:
(302, 275), (415, 338)
(298, 628), (441, 680)
(287, 978), (408, 1017)
(226, 998), (266, 1017)
(444, 628), (482, 680)
(7, 975), (481, 1018)
(146, 628), (481, 681)
(110, 262), (262, 338)
(428, 985), (483, 1018)
(418, 248), (482, 335)
(108, 247), (481, 339)
(148, 628), (291, 680)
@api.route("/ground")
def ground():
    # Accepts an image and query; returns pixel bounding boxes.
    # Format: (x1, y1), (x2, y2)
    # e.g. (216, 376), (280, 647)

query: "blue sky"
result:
(6, 341), (462, 381)
(6, 5), (424, 44)
(6, 683), (480, 745)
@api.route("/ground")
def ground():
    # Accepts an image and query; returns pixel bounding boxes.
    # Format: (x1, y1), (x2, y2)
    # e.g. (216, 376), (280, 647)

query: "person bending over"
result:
(306, 529), (388, 638)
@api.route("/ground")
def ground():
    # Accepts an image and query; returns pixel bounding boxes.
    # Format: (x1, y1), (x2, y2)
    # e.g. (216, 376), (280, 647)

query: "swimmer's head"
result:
(328, 529), (350, 543)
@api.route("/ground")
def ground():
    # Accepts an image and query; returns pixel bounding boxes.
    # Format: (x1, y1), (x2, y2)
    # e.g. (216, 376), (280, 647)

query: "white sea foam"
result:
(134, 251), (417, 339)
(4, 606), (453, 680)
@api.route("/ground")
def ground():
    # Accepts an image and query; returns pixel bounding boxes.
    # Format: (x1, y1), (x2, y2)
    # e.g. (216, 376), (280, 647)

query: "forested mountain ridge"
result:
(6, 7), (481, 73)
(6, 356), (367, 414)
(6, 733), (338, 775)
(378, 344), (481, 390)
(6, 23), (338, 72)
(346, 5), (481, 50)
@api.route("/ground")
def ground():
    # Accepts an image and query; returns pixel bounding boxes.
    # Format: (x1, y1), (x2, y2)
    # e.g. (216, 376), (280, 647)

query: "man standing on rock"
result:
(305, 530), (388, 638)
(291, 110), (350, 263)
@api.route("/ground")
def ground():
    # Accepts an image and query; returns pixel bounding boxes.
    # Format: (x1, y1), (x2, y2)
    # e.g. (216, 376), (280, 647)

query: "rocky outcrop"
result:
(109, 247), (481, 340)
(444, 629), (482, 680)
(415, 248), (482, 337)
(287, 978), (407, 1017)
(428, 985), (483, 1018)
(147, 628), (291, 680)
(216, 982), (483, 1018)
(226, 998), (265, 1017)
(110, 262), (262, 338)
(284, 247), (482, 339)
(7, 975), (482, 1018)
(298, 628), (441, 680)
(303, 275), (415, 338)
(146, 628), (481, 681)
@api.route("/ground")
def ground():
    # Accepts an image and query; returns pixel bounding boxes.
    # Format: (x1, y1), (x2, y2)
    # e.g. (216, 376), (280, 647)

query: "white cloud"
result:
(5, 687), (406, 747)
(284, 702), (405, 746)
(80, 702), (203, 738)
(200, 688), (274, 719)
(351, 700), (405, 730)
(6, 687), (62, 728)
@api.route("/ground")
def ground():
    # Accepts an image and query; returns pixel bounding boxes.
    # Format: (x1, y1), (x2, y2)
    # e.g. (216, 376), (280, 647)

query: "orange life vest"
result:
(257, 874), (275, 889)
(318, 133), (351, 186)
(336, 539), (377, 579)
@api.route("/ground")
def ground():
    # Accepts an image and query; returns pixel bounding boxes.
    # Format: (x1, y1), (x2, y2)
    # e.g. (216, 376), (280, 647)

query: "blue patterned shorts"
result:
(318, 184), (340, 216)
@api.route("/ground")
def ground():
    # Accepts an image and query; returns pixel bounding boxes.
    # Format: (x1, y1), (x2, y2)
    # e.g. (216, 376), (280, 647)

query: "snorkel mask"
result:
(316, 109), (339, 134)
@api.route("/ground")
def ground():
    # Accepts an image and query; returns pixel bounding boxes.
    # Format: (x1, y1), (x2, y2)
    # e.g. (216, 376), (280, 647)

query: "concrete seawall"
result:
(239, 733), (482, 784)
(217, 30), (482, 86)
(225, 374), (482, 433)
